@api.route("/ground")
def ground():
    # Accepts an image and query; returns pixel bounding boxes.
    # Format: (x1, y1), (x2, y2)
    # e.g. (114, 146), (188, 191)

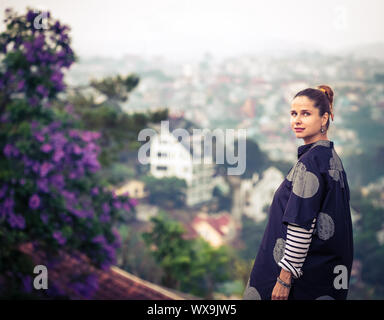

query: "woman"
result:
(243, 85), (353, 300)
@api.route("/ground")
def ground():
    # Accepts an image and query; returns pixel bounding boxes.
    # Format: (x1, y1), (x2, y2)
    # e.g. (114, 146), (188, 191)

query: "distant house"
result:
(184, 212), (238, 248)
(18, 242), (197, 300)
(149, 117), (215, 207)
(134, 203), (159, 222)
(114, 179), (148, 199)
(240, 167), (285, 222)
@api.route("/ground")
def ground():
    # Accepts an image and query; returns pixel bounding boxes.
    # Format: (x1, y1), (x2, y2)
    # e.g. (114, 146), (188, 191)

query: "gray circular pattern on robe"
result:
(286, 163), (296, 182)
(316, 212), (335, 240)
(291, 162), (319, 198)
(243, 279), (261, 300)
(330, 149), (343, 171)
(316, 295), (335, 300)
(329, 149), (345, 188)
(273, 238), (286, 264)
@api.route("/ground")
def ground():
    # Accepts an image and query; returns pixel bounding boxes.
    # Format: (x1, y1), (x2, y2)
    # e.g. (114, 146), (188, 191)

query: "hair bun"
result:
(317, 85), (334, 121)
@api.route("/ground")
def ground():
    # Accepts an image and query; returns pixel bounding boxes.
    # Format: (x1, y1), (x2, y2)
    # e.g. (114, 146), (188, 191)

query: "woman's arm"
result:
(278, 218), (316, 278)
(272, 218), (316, 300)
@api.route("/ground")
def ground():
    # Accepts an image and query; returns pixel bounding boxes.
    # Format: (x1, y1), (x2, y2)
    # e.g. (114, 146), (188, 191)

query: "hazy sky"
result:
(1, 0), (383, 60)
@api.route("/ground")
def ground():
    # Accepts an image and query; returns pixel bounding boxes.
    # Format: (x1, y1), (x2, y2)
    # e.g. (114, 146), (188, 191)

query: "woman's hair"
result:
(293, 85), (334, 130)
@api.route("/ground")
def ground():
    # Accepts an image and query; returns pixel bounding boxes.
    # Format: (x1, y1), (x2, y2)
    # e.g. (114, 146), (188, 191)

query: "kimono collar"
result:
(298, 140), (333, 159)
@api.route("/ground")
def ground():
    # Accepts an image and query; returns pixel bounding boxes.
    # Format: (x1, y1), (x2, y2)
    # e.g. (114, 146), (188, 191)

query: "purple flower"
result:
(72, 144), (82, 155)
(20, 178), (25, 185)
(33, 34), (45, 50)
(17, 80), (25, 91)
(70, 208), (87, 218)
(31, 121), (39, 129)
(1, 197), (15, 217)
(40, 161), (53, 177)
(32, 162), (40, 173)
(102, 203), (110, 215)
(113, 200), (122, 210)
(53, 231), (66, 245)
(28, 96), (39, 107)
(37, 178), (49, 193)
(92, 235), (106, 245)
(50, 174), (65, 189)
(49, 121), (61, 131)
(36, 84), (49, 98)
(26, 10), (37, 23)
(33, 132), (45, 142)
(100, 212), (110, 223)
(129, 198), (138, 207)
(3, 144), (19, 158)
(1, 112), (9, 123)
(62, 190), (76, 202)
(122, 202), (131, 212)
(69, 129), (80, 138)
(91, 187), (99, 196)
(8, 213), (26, 229)
(53, 149), (64, 162)
(41, 143), (52, 152)
(50, 70), (64, 89)
(29, 194), (40, 210)
(81, 131), (93, 142)
(0, 185), (8, 199)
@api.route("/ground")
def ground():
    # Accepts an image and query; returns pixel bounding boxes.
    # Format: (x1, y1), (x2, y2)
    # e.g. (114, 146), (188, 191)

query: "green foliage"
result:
(60, 91), (168, 167)
(351, 191), (384, 298)
(90, 74), (140, 103)
(142, 212), (234, 298)
(212, 185), (232, 212)
(117, 224), (164, 284)
(216, 138), (269, 179)
(142, 176), (187, 208)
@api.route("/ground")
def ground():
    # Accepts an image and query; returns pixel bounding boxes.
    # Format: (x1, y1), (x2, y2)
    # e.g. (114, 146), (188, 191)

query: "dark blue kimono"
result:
(243, 140), (353, 300)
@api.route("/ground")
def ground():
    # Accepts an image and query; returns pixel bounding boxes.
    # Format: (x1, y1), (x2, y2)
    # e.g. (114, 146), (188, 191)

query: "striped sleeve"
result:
(278, 217), (316, 279)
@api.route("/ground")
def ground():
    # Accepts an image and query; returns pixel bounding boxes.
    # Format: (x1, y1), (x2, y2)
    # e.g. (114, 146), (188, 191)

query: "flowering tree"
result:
(0, 8), (136, 298)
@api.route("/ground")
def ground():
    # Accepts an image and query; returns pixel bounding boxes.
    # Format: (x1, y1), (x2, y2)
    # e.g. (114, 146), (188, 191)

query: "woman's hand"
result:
(271, 280), (290, 300)
(271, 268), (292, 300)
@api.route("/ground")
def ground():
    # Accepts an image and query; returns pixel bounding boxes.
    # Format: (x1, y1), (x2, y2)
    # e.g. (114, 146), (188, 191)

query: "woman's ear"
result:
(322, 112), (329, 126)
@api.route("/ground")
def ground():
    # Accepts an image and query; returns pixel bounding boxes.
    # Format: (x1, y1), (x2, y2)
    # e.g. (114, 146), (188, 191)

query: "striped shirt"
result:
(278, 218), (317, 279)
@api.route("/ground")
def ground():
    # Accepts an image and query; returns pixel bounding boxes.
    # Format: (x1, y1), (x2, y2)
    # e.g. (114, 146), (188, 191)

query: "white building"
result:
(149, 117), (215, 207)
(241, 167), (285, 222)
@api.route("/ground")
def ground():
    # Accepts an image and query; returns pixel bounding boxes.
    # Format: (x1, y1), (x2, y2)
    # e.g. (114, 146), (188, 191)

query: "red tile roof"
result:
(19, 242), (195, 300)
(192, 213), (232, 236)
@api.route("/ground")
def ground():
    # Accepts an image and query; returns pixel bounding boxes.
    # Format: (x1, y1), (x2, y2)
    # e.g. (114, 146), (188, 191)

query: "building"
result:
(239, 167), (285, 222)
(184, 212), (238, 248)
(114, 179), (148, 199)
(149, 117), (215, 207)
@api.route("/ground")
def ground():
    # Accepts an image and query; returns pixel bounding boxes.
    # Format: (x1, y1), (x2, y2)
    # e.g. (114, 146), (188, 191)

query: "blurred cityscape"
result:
(1, 3), (384, 300)
(65, 49), (384, 298)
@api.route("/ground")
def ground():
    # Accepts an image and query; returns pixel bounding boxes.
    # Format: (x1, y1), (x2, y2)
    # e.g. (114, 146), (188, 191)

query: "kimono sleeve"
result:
(282, 156), (326, 231)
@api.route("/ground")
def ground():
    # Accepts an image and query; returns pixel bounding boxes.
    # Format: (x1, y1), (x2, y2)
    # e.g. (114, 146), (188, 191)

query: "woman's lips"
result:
(295, 128), (305, 132)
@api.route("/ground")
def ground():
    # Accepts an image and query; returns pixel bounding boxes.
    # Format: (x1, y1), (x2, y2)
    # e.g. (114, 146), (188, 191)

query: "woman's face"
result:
(290, 95), (329, 144)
